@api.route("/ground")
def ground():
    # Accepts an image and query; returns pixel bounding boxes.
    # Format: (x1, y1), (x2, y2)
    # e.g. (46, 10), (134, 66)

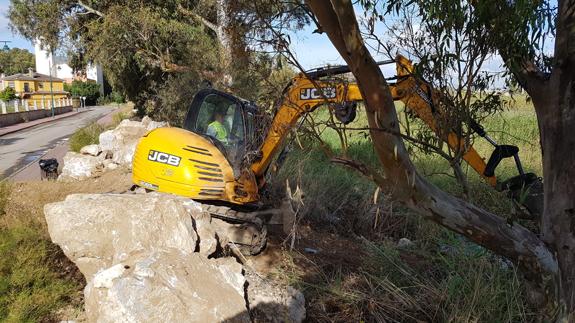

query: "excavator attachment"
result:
(470, 119), (543, 218)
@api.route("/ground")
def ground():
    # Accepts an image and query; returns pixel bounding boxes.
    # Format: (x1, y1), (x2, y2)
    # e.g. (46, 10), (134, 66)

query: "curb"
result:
(0, 109), (88, 137)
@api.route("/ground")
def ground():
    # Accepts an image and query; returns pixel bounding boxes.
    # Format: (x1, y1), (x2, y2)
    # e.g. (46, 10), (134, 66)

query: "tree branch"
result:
(77, 0), (104, 17)
(178, 4), (219, 33)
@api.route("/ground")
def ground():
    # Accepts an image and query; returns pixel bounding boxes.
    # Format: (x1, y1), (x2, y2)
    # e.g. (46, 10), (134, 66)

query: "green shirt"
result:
(207, 120), (228, 144)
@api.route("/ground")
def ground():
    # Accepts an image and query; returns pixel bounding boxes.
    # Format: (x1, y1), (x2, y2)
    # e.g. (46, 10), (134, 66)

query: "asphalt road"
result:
(0, 106), (116, 179)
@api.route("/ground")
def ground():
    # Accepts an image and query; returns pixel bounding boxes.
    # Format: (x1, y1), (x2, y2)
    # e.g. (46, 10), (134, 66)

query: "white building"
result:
(34, 40), (104, 93)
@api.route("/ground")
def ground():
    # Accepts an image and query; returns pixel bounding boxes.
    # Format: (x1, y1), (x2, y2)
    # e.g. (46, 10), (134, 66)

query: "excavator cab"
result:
(183, 89), (257, 173)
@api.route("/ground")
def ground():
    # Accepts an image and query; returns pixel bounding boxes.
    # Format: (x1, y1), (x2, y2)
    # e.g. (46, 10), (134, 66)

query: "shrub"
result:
(68, 122), (105, 152)
(65, 81), (101, 105)
(96, 91), (125, 106)
(0, 87), (16, 102)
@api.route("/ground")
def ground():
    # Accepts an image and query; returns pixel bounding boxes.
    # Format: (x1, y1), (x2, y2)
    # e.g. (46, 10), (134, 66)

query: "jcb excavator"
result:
(132, 55), (543, 254)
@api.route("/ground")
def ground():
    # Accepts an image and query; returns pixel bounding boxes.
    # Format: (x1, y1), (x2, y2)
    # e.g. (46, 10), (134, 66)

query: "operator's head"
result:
(214, 111), (225, 123)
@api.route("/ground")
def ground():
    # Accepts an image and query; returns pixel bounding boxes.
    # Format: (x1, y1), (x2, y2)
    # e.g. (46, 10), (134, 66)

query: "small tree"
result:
(0, 87), (16, 102)
(65, 81), (101, 105)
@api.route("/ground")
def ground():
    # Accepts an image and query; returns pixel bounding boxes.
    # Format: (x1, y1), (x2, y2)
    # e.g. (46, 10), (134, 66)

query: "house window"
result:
(24, 83), (30, 92)
(7, 81), (14, 89)
(38, 82), (44, 89)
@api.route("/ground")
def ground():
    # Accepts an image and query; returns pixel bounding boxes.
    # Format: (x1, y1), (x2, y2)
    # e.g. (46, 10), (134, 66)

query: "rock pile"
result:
(59, 116), (167, 181)
(44, 192), (305, 322)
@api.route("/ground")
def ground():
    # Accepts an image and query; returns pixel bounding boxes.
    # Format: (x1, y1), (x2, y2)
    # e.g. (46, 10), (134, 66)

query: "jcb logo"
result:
(148, 150), (181, 166)
(300, 87), (336, 100)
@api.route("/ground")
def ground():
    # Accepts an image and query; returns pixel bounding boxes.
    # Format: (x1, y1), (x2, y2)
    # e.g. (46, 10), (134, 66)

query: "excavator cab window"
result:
(184, 89), (248, 170)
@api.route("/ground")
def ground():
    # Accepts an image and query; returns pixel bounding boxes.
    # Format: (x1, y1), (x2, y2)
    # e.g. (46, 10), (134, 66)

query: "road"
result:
(0, 106), (116, 179)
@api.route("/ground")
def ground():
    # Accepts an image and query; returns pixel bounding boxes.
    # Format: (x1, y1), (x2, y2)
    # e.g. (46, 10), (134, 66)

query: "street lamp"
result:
(0, 41), (10, 51)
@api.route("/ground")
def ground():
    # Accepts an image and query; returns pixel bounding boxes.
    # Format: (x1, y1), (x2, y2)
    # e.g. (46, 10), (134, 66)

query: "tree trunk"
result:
(216, 0), (233, 86)
(524, 0), (575, 317)
(533, 56), (575, 320)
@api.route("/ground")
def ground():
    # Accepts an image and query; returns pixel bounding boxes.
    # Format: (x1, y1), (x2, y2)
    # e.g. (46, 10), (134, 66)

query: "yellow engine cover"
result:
(132, 127), (258, 204)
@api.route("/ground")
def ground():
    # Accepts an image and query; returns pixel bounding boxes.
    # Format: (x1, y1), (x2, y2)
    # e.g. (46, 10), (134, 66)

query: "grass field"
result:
(274, 95), (541, 322)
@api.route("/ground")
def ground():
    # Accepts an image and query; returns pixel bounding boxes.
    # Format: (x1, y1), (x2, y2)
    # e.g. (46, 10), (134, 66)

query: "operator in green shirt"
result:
(206, 111), (229, 144)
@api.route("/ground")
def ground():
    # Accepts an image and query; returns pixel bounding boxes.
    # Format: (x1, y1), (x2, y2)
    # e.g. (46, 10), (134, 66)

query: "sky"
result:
(0, 0), (34, 51)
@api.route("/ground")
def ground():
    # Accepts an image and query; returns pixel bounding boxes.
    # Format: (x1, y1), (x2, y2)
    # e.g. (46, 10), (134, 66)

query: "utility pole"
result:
(48, 48), (55, 117)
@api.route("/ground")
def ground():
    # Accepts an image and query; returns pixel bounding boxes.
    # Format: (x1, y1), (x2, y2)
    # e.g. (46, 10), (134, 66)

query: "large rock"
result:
(111, 141), (138, 166)
(141, 115), (168, 131)
(246, 271), (306, 322)
(44, 193), (199, 279)
(44, 192), (305, 322)
(84, 250), (250, 323)
(58, 152), (104, 181)
(99, 118), (168, 167)
(80, 144), (101, 157)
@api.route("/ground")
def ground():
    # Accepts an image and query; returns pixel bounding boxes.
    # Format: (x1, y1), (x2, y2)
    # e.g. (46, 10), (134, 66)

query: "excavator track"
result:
(199, 204), (268, 256)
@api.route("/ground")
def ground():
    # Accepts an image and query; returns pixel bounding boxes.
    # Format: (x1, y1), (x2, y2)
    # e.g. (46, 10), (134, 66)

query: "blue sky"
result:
(0, 0), (34, 51)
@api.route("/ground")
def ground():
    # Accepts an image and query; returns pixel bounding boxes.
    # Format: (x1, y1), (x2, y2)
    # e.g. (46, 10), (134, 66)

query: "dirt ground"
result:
(3, 168), (133, 232)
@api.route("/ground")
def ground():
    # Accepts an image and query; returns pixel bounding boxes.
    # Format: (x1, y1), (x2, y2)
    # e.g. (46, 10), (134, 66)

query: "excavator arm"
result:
(251, 55), (495, 185)
(250, 55), (542, 216)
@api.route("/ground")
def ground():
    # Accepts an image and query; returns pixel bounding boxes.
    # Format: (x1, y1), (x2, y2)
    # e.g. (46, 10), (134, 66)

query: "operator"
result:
(206, 111), (229, 144)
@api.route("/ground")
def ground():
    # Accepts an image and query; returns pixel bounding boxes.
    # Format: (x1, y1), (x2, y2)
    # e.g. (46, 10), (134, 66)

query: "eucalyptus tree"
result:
(305, 0), (575, 320)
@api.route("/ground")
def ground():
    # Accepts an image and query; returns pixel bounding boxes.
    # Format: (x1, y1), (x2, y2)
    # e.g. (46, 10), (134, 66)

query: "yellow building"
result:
(0, 70), (69, 108)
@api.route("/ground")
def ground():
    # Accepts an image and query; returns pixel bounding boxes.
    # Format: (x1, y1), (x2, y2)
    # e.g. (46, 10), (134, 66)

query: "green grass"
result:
(0, 227), (80, 322)
(68, 107), (133, 153)
(68, 122), (106, 153)
(0, 183), (81, 322)
(276, 98), (540, 322)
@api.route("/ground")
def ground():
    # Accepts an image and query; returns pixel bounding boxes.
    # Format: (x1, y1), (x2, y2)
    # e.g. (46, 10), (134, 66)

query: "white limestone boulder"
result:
(58, 152), (104, 181)
(84, 251), (250, 323)
(44, 193), (199, 279)
(79, 144), (101, 157)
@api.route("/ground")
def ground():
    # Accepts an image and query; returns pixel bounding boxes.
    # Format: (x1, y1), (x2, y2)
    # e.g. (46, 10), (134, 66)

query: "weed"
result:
(0, 181), (9, 216)
(111, 110), (132, 127)
(276, 99), (540, 321)
(0, 226), (82, 322)
(68, 122), (105, 152)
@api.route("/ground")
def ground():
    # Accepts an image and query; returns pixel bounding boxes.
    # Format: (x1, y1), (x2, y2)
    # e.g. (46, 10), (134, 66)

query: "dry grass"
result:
(272, 98), (539, 322)
(2, 169), (132, 230)
(0, 169), (132, 322)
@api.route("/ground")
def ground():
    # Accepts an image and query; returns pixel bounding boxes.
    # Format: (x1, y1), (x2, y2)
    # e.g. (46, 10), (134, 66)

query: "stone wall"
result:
(0, 106), (73, 127)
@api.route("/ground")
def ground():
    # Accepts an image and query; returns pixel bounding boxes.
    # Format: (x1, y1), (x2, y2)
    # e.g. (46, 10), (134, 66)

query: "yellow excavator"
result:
(132, 55), (543, 254)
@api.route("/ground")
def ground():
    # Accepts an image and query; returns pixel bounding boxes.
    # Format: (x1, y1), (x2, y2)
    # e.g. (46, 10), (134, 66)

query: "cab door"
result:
(183, 89), (248, 175)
